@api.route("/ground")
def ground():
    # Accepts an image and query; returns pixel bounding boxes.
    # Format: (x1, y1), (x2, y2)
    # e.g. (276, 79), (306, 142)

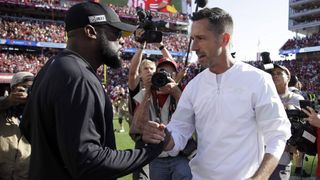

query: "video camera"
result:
(135, 7), (162, 43)
(151, 69), (171, 88)
(286, 100), (317, 155)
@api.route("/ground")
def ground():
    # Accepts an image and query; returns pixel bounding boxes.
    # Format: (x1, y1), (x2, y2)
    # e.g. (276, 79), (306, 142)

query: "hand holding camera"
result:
(134, 28), (145, 43)
(157, 76), (178, 95)
(135, 7), (162, 43)
(302, 106), (320, 128)
(8, 86), (29, 106)
(142, 72), (153, 91)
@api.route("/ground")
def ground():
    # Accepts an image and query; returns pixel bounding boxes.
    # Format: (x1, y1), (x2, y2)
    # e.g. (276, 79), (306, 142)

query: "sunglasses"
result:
(95, 24), (122, 41)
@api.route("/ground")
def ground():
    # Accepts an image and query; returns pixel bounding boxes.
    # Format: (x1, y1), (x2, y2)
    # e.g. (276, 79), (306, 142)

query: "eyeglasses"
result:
(95, 24), (122, 41)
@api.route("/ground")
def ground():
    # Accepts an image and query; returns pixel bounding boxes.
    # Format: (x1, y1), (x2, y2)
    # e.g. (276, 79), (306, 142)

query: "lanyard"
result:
(150, 89), (176, 124)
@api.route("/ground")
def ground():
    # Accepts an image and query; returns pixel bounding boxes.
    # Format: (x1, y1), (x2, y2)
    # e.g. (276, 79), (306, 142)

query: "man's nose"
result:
(191, 40), (198, 51)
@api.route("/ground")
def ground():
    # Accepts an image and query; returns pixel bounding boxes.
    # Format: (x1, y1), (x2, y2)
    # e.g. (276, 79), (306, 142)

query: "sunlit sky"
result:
(189, 0), (296, 61)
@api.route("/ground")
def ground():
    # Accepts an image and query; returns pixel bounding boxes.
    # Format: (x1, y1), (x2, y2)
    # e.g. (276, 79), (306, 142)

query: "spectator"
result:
(132, 57), (191, 180)
(301, 107), (320, 179)
(0, 71), (34, 180)
(270, 64), (307, 179)
(127, 29), (175, 180)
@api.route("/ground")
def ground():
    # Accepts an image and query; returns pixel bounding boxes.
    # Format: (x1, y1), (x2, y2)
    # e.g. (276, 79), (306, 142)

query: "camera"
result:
(135, 7), (162, 43)
(151, 69), (171, 88)
(286, 100), (317, 155)
(260, 52), (274, 73)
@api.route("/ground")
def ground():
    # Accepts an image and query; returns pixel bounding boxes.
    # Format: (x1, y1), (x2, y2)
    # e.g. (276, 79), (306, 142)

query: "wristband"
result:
(159, 45), (164, 50)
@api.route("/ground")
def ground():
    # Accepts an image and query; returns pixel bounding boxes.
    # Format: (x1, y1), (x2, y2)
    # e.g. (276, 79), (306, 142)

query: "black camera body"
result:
(151, 69), (171, 88)
(136, 7), (162, 43)
(286, 100), (317, 155)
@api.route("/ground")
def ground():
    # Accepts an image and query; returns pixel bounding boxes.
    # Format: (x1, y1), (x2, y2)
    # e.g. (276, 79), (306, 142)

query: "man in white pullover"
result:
(142, 7), (291, 180)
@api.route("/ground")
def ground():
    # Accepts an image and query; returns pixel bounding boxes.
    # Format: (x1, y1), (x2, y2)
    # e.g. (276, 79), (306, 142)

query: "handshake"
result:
(144, 121), (173, 151)
(133, 120), (173, 151)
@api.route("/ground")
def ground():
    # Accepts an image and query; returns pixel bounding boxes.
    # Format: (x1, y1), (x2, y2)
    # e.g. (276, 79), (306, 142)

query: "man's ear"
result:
(83, 25), (97, 39)
(221, 32), (231, 47)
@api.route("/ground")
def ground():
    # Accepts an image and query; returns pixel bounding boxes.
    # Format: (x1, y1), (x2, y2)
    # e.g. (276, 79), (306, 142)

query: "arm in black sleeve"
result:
(55, 79), (163, 180)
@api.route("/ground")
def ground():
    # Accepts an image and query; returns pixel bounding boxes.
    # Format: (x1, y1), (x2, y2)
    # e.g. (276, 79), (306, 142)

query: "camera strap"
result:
(150, 90), (176, 124)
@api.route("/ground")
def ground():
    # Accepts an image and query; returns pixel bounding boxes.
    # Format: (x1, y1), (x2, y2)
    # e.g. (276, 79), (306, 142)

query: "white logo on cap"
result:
(88, 15), (107, 23)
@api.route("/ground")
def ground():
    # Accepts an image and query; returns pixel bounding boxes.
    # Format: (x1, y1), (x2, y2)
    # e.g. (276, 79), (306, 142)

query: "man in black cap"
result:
(20, 2), (168, 180)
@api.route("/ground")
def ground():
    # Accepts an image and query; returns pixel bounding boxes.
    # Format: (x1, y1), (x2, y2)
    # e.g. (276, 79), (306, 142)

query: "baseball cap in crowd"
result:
(157, 58), (178, 72)
(65, 1), (137, 33)
(273, 64), (291, 78)
(288, 75), (299, 87)
(10, 72), (34, 88)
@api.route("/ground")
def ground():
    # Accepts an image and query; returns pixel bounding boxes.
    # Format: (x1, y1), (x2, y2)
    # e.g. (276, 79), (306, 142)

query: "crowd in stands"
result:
(0, 16), (188, 52)
(122, 33), (188, 52)
(110, 4), (188, 23)
(1, 51), (319, 97)
(0, 52), (50, 74)
(281, 32), (320, 50)
(0, 16), (65, 43)
(277, 58), (320, 94)
(0, 1), (319, 99)
(247, 58), (320, 95)
(0, 1), (188, 23)
(1, 0), (82, 9)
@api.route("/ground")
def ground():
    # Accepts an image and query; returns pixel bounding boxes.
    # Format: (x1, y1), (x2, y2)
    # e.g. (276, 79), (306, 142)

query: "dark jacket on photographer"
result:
(0, 72), (34, 180)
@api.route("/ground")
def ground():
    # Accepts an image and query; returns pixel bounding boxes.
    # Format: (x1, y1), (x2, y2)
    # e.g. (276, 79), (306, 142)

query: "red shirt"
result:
(145, 0), (171, 12)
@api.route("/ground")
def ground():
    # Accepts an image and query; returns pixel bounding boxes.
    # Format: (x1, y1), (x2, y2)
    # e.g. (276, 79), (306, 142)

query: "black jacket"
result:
(20, 50), (163, 180)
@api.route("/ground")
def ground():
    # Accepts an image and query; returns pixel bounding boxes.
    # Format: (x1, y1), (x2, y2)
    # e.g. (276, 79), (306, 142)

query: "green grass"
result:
(113, 116), (319, 178)
(113, 116), (134, 180)
(292, 155), (318, 176)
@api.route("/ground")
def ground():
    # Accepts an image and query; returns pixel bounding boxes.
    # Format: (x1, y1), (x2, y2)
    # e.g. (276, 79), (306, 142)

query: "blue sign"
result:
(4, 38), (186, 56)
(0, 39), (6, 44)
(123, 48), (186, 57)
(6, 39), (36, 46)
(36, 42), (66, 48)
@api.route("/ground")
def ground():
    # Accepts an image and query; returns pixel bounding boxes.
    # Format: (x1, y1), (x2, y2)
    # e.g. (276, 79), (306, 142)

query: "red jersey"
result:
(147, 0), (170, 12)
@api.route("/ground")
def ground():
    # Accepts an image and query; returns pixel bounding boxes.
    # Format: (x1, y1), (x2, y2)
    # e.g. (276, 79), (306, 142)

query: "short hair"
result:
(140, 59), (156, 71)
(191, 7), (233, 36)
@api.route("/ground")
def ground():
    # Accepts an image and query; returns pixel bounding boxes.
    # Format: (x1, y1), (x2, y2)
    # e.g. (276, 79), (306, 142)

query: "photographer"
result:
(302, 106), (320, 179)
(128, 28), (174, 180)
(132, 58), (192, 180)
(270, 65), (308, 179)
(0, 72), (34, 180)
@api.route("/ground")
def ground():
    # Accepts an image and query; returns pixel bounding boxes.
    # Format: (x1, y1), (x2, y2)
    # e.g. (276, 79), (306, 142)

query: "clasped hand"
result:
(142, 121), (166, 144)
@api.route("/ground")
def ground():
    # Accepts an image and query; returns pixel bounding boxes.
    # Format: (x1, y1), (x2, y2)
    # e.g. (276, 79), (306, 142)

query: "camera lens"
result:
(151, 71), (170, 88)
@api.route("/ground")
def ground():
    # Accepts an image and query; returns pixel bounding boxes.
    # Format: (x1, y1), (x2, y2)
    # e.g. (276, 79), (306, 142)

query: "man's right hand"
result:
(8, 86), (28, 106)
(134, 28), (145, 43)
(142, 73), (153, 91)
(142, 121), (166, 144)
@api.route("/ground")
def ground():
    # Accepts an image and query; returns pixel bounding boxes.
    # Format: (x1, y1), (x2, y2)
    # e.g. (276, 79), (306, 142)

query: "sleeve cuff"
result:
(265, 137), (287, 160)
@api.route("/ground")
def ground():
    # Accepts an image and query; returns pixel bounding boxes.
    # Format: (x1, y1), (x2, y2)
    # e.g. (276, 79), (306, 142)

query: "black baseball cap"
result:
(65, 1), (137, 32)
